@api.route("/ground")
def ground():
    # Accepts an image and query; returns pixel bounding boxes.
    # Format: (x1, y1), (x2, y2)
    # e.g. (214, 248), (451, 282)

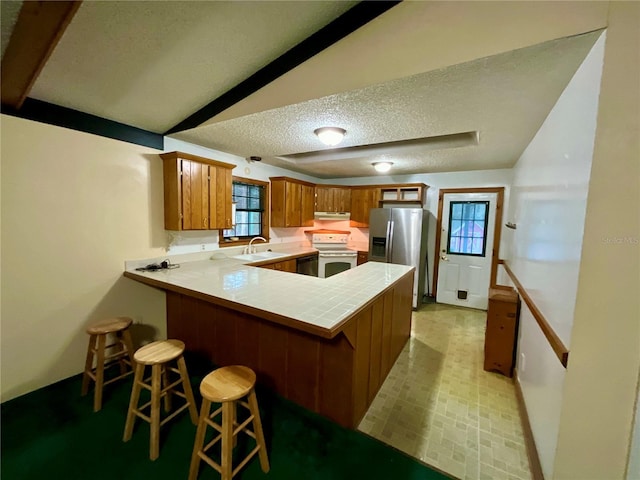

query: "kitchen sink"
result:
(232, 251), (290, 262)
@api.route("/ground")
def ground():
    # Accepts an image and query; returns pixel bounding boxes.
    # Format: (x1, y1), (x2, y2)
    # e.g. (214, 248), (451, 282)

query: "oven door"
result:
(318, 253), (357, 278)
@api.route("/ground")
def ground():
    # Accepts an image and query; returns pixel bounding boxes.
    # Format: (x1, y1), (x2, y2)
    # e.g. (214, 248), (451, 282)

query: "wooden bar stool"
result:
(81, 316), (136, 412)
(189, 365), (269, 480)
(123, 339), (199, 460)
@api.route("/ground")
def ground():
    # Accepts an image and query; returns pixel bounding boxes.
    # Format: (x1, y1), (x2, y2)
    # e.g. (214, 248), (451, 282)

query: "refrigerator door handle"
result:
(387, 221), (394, 262)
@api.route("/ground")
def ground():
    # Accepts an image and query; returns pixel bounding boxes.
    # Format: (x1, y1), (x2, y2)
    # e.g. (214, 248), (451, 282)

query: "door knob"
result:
(440, 255), (448, 261)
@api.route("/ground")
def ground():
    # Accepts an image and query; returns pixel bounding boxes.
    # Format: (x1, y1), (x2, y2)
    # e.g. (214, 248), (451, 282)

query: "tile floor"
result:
(358, 303), (532, 480)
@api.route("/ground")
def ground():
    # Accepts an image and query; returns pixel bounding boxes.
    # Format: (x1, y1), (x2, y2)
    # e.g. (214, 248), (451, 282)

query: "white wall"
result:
(504, 31), (605, 479)
(554, 2), (640, 478)
(628, 379), (640, 480)
(1, 116), (168, 402)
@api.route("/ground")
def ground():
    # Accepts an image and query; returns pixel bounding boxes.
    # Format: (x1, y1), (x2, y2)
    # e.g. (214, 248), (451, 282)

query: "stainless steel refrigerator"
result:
(368, 208), (429, 309)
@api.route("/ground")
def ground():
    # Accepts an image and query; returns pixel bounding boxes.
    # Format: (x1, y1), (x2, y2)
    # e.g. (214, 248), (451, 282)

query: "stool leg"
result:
(162, 364), (172, 412)
(231, 402), (237, 447)
(123, 363), (145, 442)
(93, 334), (107, 412)
(121, 328), (136, 372)
(248, 390), (270, 473)
(150, 364), (162, 460)
(188, 398), (211, 480)
(81, 334), (97, 396)
(115, 332), (128, 376)
(177, 356), (199, 424)
(221, 401), (234, 480)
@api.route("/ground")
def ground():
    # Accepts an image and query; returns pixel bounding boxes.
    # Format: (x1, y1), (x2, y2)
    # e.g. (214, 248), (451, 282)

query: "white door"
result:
(436, 193), (497, 310)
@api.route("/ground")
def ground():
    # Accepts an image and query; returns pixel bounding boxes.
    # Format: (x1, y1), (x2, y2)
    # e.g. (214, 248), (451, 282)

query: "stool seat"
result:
(123, 339), (198, 460)
(134, 339), (185, 365)
(201, 365), (256, 402)
(86, 316), (132, 335)
(82, 316), (135, 412)
(189, 365), (269, 480)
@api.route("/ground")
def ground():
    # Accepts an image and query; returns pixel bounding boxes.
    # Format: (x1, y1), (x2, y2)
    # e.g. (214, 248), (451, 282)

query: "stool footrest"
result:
(102, 370), (133, 387)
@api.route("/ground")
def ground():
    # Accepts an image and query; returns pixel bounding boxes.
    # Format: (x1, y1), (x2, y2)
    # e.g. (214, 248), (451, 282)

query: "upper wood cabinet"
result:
(350, 187), (381, 227)
(315, 185), (352, 212)
(160, 151), (235, 231)
(379, 184), (427, 204)
(270, 177), (315, 228)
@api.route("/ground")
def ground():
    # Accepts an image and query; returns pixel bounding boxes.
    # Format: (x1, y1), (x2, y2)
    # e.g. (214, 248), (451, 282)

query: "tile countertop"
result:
(124, 251), (413, 336)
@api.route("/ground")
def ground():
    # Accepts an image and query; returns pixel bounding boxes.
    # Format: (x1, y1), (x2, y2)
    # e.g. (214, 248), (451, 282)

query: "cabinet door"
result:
(301, 184), (315, 227)
(315, 186), (332, 211)
(350, 187), (380, 227)
(271, 179), (286, 227)
(181, 159), (208, 230)
(273, 259), (297, 272)
(284, 181), (302, 227)
(208, 165), (233, 229)
(336, 187), (351, 212)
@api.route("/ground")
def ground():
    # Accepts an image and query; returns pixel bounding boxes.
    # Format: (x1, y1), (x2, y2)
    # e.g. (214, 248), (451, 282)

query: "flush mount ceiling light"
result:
(373, 162), (393, 173)
(314, 127), (346, 146)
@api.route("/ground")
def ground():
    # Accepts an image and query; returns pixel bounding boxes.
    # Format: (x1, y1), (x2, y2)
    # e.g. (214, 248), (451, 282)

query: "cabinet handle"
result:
(507, 313), (516, 318)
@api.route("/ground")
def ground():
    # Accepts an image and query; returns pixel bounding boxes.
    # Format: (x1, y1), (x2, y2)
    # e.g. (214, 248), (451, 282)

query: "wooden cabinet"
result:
(379, 183), (426, 205)
(160, 151), (234, 231)
(350, 187), (381, 227)
(270, 177), (315, 228)
(315, 185), (351, 212)
(357, 251), (368, 265)
(258, 258), (297, 272)
(484, 287), (520, 377)
(301, 184), (315, 226)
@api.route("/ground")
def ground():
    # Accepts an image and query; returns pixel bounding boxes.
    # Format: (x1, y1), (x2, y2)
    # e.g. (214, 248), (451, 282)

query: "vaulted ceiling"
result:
(1, 1), (608, 178)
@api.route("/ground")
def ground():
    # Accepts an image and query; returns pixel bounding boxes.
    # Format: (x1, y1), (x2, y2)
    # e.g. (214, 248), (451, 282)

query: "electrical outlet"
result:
(520, 352), (526, 372)
(201, 244), (206, 251)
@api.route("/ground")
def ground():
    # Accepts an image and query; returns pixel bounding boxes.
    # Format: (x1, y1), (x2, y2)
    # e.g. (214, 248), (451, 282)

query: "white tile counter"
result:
(124, 248), (416, 428)
(124, 253), (414, 335)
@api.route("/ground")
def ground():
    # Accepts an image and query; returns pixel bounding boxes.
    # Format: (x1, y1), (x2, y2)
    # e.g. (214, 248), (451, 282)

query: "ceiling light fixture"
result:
(373, 162), (393, 173)
(314, 127), (346, 146)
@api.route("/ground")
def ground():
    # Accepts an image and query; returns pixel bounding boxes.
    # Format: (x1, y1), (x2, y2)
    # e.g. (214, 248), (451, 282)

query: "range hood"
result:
(314, 211), (351, 220)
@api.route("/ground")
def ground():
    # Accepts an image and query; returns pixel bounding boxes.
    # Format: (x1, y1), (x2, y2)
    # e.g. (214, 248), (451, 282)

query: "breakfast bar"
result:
(124, 256), (414, 428)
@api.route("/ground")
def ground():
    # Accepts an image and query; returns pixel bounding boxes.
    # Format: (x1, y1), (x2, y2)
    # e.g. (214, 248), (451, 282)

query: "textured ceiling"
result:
(0, 1), (22, 59)
(2, 1), (608, 179)
(172, 32), (601, 178)
(28, 1), (357, 133)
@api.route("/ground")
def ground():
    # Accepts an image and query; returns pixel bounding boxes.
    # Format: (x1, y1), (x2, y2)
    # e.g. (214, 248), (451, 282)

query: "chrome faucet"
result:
(244, 236), (267, 254)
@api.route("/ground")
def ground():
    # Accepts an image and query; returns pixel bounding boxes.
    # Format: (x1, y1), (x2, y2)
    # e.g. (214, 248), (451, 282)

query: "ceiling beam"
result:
(164, 0), (401, 136)
(1, 1), (81, 109)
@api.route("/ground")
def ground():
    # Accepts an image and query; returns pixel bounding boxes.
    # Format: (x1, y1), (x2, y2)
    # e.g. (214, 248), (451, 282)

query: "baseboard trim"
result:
(513, 370), (545, 480)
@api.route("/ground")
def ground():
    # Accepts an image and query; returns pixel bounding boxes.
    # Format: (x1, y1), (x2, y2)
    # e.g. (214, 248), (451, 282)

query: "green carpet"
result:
(1, 357), (450, 480)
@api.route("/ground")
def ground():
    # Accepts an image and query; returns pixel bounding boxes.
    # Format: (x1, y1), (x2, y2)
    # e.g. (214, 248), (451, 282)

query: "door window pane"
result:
(447, 201), (489, 257)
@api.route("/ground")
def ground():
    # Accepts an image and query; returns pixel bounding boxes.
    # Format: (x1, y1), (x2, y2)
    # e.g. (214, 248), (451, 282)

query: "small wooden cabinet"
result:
(350, 187), (381, 227)
(160, 151), (235, 231)
(270, 177), (315, 228)
(257, 258), (297, 272)
(315, 185), (352, 212)
(379, 184), (426, 205)
(484, 287), (520, 377)
(357, 251), (368, 265)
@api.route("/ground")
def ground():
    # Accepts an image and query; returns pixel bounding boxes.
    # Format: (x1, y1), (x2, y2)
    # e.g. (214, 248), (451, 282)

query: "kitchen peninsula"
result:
(124, 254), (414, 428)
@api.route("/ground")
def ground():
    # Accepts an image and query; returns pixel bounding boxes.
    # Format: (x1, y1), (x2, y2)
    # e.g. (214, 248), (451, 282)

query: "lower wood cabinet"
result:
(165, 270), (414, 428)
(257, 259), (296, 272)
(484, 287), (520, 377)
(357, 251), (368, 265)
